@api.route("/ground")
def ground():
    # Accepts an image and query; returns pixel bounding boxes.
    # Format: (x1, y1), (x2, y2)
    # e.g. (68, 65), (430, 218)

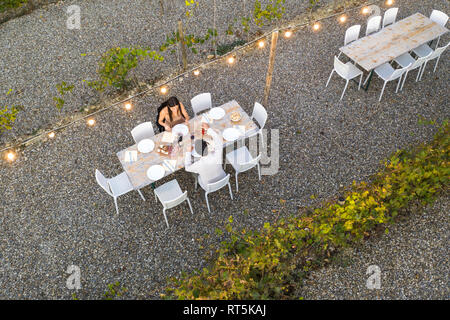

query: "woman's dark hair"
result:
(166, 96), (182, 122)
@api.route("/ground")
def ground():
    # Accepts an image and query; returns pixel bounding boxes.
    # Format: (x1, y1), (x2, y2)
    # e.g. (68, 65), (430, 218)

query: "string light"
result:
(160, 86), (168, 94)
(339, 15), (347, 23)
(6, 150), (16, 162)
(386, 0), (394, 6)
(87, 118), (96, 126)
(227, 56), (235, 64)
(193, 69), (200, 76)
(258, 40), (265, 48)
(124, 102), (132, 110)
(313, 22), (321, 31)
(48, 132), (55, 138)
(362, 7), (370, 15)
(284, 30), (293, 38)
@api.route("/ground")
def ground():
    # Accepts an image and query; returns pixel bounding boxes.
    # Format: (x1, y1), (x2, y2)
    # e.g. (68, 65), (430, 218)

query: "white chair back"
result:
(430, 41), (450, 59)
(191, 93), (212, 115)
(383, 8), (398, 28)
(236, 154), (261, 173)
(333, 56), (350, 79)
(344, 25), (361, 46)
(131, 122), (154, 144)
(430, 10), (448, 27)
(162, 191), (188, 210)
(366, 15), (381, 35)
(251, 102), (268, 130)
(95, 169), (113, 196)
(206, 174), (230, 193)
(411, 52), (432, 69)
(390, 63), (411, 80)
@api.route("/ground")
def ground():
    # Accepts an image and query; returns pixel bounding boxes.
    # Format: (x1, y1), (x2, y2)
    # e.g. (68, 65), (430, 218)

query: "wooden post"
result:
(263, 31), (279, 107)
(178, 20), (188, 70)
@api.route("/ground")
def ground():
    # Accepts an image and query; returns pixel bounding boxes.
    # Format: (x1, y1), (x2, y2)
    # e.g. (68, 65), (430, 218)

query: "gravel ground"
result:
(300, 194), (449, 300)
(0, 0), (448, 299)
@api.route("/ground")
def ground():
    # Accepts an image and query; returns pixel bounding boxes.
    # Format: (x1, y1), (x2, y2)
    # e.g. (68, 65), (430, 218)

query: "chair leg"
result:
(162, 208), (169, 228)
(395, 76), (402, 93)
(186, 198), (195, 216)
(228, 183), (234, 200)
(114, 197), (119, 215)
(257, 163), (261, 180)
(235, 173), (239, 193)
(340, 80), (349, 101)
(379, 81), (387, 102)
(137, 189), (146, 201)
(419, 61), (428, 81)
(194, 174), (198, 191)
(326, 70), (334, 87)
(205, 192), (211, 213)
(416, 67), (422, 82)
(154, 191), (157, 201)
(358, 74), (362, 90)
(400, 72), (408, 91)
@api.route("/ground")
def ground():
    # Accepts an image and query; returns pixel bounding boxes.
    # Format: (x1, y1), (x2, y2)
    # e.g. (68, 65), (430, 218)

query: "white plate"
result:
(222, 128), (241, 142)
(172, 124), (189, 136)
(137, 139), (155, 153)
(209, 107), (225, 120)
(146, 165), (165, 181)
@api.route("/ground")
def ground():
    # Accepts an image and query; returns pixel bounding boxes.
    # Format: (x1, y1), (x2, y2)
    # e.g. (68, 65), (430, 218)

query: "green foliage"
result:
(216, 39), (247, 56)
(53, 81), (74, 111)
(0, 0), (27, 12)
(0, 104), (20, 133)
(103, 281), (127, 300)
(89, 47), (163, 92)
(160, 28), (218, 55)
(165, 122), (449, 299)
(184, 0), (199, 18)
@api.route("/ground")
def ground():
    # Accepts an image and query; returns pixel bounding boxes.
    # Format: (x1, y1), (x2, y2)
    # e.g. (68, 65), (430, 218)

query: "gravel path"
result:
(300, 194), (449, 300)
(0, 0), (448, 299)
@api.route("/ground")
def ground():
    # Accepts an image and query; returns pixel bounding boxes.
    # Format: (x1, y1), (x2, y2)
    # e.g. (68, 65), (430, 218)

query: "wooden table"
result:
(340, 13), (448, 72)
(117, 100), (258, 190)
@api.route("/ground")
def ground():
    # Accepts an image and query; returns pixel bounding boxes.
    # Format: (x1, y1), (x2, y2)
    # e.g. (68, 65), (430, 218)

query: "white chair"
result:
(372, 63), (411, 101)
(226, 146), (261, 192)
(414, 42), (450, 79)
(366, 15), (382, 36)
(326, 56), (364, 101)
(131, 122), (155, 144)
(429, 10), (449, 48)
(248, 102), (268, 144)
(195, 172), (233, 213)
(191, 93), (212, 116)
(95, 169), (145, 215)
(394, 52), (431, 89)
(337, 25), (361, 58)
(382, 7), (398, 28)
(154, 179), (194, 228)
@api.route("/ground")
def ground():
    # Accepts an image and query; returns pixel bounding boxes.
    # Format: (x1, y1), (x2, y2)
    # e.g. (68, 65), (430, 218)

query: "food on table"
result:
(230, 111), (242, 122)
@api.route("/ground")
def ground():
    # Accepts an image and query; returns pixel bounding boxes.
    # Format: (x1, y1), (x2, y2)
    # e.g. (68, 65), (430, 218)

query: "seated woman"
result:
(157, 96), (190, 132)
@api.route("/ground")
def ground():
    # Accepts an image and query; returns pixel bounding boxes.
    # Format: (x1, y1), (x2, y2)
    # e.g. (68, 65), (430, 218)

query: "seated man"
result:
(184, 123), (225, 189)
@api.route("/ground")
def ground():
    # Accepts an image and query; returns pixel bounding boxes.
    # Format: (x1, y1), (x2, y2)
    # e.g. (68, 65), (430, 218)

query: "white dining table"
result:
(117, 100), (258, 190)
(340, 12), (448, 89)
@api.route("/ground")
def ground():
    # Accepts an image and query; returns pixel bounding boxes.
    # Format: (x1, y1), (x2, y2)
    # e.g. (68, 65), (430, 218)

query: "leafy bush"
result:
(0, 105), (20, 133)
(88, 47), (163, 92)
(165, 122), (449, 299)
(0, 0), (27, 12)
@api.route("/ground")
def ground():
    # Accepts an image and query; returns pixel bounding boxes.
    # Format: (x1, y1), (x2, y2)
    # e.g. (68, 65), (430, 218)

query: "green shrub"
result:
(0, 0), (28, 12)
(165, 122), (449, 299)
(0, 105), (20, 133)
(87, 47), (163, 92)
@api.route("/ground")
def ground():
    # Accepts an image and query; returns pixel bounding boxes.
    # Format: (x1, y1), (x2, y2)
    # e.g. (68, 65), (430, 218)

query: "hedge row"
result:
(165, 121), (449, 299)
